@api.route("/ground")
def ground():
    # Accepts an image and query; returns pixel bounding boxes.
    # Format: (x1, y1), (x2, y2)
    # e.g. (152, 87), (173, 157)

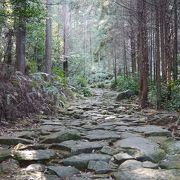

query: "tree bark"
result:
(63, 0), (70, 77)
(137, 0), (149, 108)
(173, 0), (178, 81)
(4, 29), (13, 65)
(155, 3), (161, 109)
(45, 0), (52, 75)
(16, 16), (26, 74)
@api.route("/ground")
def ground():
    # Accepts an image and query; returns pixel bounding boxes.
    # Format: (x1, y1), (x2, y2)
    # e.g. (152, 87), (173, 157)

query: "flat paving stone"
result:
(88, 160), (112, 174)
(114, 136), (165, 162)
(160, 154), (180, 169)
(114, 168), (180, 180)
(13, 149), (56, 161)
(131, 125), (171, 136)
(40, 131), (81, 144)
(85, 130), (120, 141)
(51, 140), (106, 154)
(0, 136), (33, 145)
(113, 153), (134, 163)
(48, 166), (80, 178)
(0, 149), (11, 162)
(63, 153), (112, 169)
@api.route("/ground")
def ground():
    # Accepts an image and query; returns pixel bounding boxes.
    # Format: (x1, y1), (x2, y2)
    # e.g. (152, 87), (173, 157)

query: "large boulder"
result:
(114, 136), (165, 162)
(116, 90), (135, 101)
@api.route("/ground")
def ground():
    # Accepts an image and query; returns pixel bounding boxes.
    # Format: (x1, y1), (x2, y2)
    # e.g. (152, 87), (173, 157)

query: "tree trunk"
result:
(16, 16), (26, 74)
(155, 3), (161, 109)
(4, 29), (13, 65)
(130, 26), (136, 75)
(45, 0), (52, 75)
(63, 0), (70, 77)
(173, 0), (178, 81)
(160, 0), (166, 82)
(137, 0), (149, 108)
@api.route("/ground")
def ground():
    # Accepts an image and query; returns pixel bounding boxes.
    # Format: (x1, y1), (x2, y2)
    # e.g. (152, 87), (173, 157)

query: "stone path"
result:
(0, 88), (180, 180)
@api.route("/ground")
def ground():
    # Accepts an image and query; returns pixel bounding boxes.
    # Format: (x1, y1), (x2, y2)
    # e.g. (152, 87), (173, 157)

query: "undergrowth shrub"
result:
(0, 64), (71, 121)
(88, 72), (113, 85)
(70, 75), (92, 97)
(148, 80), (180, 111)
(166, 80), (180, 111)
(111, 76), (139, 94)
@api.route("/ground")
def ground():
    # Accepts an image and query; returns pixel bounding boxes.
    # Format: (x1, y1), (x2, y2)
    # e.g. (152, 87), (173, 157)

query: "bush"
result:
(167, 80), (180, 111)
(88, 72), (113, 84)
(70, 75), (92, 97)
(0, 71), (62, 121)
(148, 80), (180, 111)
(111, 76), (139, 94)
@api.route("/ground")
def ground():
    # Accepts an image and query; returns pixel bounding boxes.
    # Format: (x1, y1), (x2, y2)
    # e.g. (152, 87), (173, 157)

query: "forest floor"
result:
(0, 88), (180, 180)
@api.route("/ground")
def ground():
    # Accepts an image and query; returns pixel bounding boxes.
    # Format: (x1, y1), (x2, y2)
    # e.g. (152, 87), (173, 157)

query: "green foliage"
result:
(88, 71), (113, 84)
(112, 76), (139, 94)
(148, 82), (167, 106)
(148, 80), (180, 111)
(71, 75), (92, 97)
(76, 75), (88, 87)
(28, 60), (38, 73)
(11, 0), (45, 19)
(30, 72), (68, 107)
(167, 80), (180, 110)
(52, 67), (67, 85)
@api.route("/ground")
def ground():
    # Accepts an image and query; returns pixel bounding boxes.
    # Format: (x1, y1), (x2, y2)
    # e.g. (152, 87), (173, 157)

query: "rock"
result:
(165, 141), (180, 155)
(116, 90), (135, 101)
(39, 125), (63, 132)
(13, 143), (47, 151)
(15, 172), (59, 180)
(85, 130), (120, 141)
(104, 116), (116, 121)
(0, 136), (33, 145)
(160, 154), (180, 169)
(48, 166), (80, 178)
(114, 136), (165, 162)
(147, 136), (171, 147)
(88, 161), (112, 174)
(24, 164), (46, 172)
(142, 161), (158, 169)
(118, 160), (158, 171)
(100, 146), (121, 155)
(113, 153), (133, 164)
(51, 140), (106, 155)
(13, 149), (56, 161)
(40, 131), (81, 144)
(0, 149), (11, 162)
(42, 120), (62, 126)
(15, 131), (40, 140)
(132, 125), (171, 136)
(63, 153), (112, 169)
(0, 158), (19, 173)
(114, 168), (179, 180)
(118, 160), (142, 170)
